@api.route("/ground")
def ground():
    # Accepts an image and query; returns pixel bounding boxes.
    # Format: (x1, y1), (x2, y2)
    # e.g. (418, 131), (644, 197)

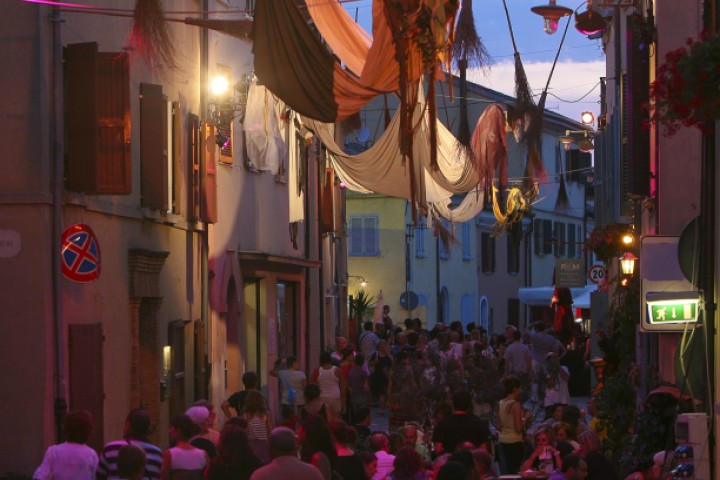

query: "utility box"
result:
(675, 413), (710, 479)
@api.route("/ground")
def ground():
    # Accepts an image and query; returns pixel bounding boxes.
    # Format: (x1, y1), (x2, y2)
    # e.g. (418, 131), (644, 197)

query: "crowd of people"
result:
(34, 311), (630, 480)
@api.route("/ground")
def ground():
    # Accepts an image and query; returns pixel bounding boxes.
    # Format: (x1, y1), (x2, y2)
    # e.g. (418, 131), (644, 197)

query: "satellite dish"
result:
(357, 126), (370, 143)
(399, 291), (419, 311)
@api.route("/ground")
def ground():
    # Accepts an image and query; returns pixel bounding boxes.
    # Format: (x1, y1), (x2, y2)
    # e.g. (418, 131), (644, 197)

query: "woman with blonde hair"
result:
(519, 426), (562, 475)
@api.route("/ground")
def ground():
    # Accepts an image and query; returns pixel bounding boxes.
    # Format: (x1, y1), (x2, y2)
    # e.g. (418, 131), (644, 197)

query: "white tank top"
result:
(169, 446), (207, 470)
(317, 366), (341, 399)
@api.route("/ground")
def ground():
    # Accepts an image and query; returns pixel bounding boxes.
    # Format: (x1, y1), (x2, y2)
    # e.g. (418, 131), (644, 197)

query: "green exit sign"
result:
(647, 301), (698, 324)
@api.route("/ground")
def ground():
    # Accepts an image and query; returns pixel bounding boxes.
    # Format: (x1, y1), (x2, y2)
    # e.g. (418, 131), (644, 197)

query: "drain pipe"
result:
(51, 6), (67, 442)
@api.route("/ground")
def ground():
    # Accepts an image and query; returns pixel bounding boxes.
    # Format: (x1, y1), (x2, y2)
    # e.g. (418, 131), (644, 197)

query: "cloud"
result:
(467, 59), (605, 123)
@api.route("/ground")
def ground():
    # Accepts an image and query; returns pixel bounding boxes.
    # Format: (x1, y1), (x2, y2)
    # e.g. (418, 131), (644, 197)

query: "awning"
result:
(518, 285), (598, 308)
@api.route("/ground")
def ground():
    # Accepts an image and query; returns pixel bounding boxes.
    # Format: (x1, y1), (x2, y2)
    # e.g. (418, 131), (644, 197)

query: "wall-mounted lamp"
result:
(162, 345), (172, 377)
(208, 72), (251, 125)
(619, 251), (638, 276)
(574, 0), (606, 36)
(531, 0), (574, 34)
(559, 129), (596, 151)
(580, 111), (595, 125)
(348, 275), (368, 288)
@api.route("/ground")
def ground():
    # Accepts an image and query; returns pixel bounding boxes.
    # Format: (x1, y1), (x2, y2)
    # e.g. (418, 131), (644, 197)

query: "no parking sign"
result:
(61, 224), (101, 283)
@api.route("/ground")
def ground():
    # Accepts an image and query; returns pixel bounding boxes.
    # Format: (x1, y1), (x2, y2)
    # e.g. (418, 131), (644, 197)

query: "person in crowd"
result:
(192, 400), (221, 446)
(432, 390), (491, 455)
(311, 351), (347, 420)
(299, 414), (337, 480)
(360, 321), (381, 361)
(382, 305), (394, 332)
(205, 424), (263, 480)
(329, 419), (366, 480)
(34, 410), (98, 480)
(161, 414), (209, 480)
(575, 430), (618, 480)
(249, 427), (324, 480)
(375, 322), (389, 342)
(504, 330), (532, 378)
(331, 337), (350, 365)
(519, 426), (563, 475)
(270, 356), (307, 414)
(369, 340), (393, 414)
(388, 447), (429, 480)
(98, 408), (163, 480)
(359, 451), (379, 480)
(370, 432), (395, 480)
(400, 424), (430, 462)
(352, 406), (373, 451)
(115, 445), (147, 480)
(278, 404), (299, 431)
(301, 383), (330, 422)
(447, 450), (475, 476)
(553, 422), (579, 452)
(472, 449), (499, 480)
(349, 355), (370, 420)
(388, 432), (405, 456)
(391, 332), (407, 357)
(561, 405), (589, 437)
(548, 453), (587, 480)
(222, 371), (262, 419)
(541, 403), (566, 429)
(185, 406), (218, 459)
(436, 461), (468, 480)
(243, 390), (273, 464)
(544, 353), (570, 419)
(339, 347), (357, 380)
(496, 375), (533, 474)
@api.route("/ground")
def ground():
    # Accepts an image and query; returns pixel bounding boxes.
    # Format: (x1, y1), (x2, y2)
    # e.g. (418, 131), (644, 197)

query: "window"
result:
(566, 150), (592, 183)
(534, 219), (553, 255)
(65, 42), (130, 194)
(567, 223), (577, 258)
(554, 222), (566, 257)
(462, 222), (471, 260)
(188, 115), (218, 224)
(507, 234), (520, 274)
(349, 216), (379, 256)
(481, 232), (495, 273)
(416, 224), (426, 258)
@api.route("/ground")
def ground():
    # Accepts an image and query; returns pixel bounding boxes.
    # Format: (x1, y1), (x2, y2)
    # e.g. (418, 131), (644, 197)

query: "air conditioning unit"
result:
(675, 413), (710, 480)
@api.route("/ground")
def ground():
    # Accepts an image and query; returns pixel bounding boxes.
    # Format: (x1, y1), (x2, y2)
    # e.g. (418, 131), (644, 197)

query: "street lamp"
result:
(559, 129), (596, 151)
(619, 252), (637, 276)
(531, 0), (574, 35)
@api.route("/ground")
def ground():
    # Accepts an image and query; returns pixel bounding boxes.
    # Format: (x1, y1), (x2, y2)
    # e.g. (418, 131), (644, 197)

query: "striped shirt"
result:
(96, 438), (162, 480)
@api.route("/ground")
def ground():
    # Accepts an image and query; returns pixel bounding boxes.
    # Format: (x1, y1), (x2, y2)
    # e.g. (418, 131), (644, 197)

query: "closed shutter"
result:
(140, 83), (168, 210)
(188, 115), (201, 222)
(507, 298), (520, 329)
(194, 320), (208, 401)
(625, 14), (650, 199)
(172, 102), (182, 214)
(481, 232), (495, 273)
(349, 217), (363, 256)
(168, 321), (186, 417)
(507, 234), (520, 273)
(542, 220), (553, 255)
(554, 222), (566, 257)
(69, 323), (104, 452)
(65, 43), (130, 194)
(363, 217), (378, 255)
(320, 168), (335, 233)
(201, 123), (218, 223)
(534, 219), (543, 255)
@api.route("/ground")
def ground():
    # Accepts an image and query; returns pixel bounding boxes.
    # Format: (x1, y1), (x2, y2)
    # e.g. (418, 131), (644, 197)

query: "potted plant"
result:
(650, 31), (720, 136)
(584, 223), (631, 264)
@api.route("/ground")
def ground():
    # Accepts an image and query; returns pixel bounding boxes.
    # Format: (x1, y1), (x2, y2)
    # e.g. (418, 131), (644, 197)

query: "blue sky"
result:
(342, 0), (606, 123)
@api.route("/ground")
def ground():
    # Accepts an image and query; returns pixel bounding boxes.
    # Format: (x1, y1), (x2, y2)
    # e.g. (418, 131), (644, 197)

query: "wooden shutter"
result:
(168, 321), (186, 418)
(534, 219), (543, 255)
(320, 168), (335, 233)
(542, 220), (553, 255)
(69, 323), (104, 452)
(507, 298), (520, 329)
(201, 123), (218, 223)
(554, 222), (566, 257)
(65, 43), (131, 194)
(172, 102), (182, 214)
(194, 320), (208, 401)
(507, 234), (520, 274)
(350, 217), (363, 255)
(188, 114), (201, 222)
(481, 232), (495, 273)
(140, 83), (168, 210)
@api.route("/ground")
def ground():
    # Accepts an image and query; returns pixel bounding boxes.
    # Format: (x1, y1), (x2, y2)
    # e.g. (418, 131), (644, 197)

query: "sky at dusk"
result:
(342, 0), (606, 124)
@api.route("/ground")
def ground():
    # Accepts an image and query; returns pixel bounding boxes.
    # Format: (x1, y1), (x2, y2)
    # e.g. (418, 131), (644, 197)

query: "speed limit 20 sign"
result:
(588, 264), (607, 285)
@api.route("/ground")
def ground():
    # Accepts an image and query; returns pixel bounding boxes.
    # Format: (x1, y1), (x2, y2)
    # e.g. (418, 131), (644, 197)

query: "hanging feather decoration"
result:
(453, 0), (492, 150)
(555, 147), (570, 212)
(128, 0), (177, 72)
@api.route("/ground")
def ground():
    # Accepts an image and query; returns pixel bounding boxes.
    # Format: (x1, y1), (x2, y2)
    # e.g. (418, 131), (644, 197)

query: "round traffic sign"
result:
(61, 224), (101, 283)
(588, 264), (607, 285)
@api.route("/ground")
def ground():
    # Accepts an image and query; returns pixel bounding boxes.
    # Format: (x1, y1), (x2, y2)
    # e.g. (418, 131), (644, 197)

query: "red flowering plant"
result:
(584, 223), (631, 264)
(650, 31), (720, 136)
